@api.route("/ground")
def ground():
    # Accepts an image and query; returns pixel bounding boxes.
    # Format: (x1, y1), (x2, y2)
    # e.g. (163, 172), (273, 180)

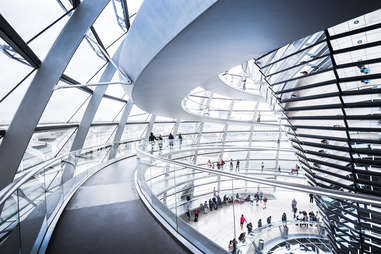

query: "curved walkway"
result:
(201, 76), (263, 101)
(47, 157), (188, 254)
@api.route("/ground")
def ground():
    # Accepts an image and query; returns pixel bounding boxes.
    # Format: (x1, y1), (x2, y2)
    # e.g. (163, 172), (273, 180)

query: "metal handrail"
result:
(137, 143), (381, 207)
(0, 139), (140, 206)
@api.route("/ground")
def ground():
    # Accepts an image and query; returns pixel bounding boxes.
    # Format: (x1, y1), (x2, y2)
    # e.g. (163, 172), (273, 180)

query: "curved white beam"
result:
(119, 0), (380, 118)
(202, 76), (264, 101)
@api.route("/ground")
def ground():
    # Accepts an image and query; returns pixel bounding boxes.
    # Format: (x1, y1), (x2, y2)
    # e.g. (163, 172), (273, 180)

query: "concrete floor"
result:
(47, 157), (189, 254)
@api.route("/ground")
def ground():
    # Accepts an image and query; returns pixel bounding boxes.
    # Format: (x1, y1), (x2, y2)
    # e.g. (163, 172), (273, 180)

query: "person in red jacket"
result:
(240, 214), (247, 230)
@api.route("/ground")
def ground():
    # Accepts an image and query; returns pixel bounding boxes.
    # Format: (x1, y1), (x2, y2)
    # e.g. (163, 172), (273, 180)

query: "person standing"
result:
(263, 196), (268, 209)
(292, 198), (297, 218)
(178, 133), (183, 149)
(282, 212), (287, 225)
(221, 159), (225, 169)
(257, 219), (262, 228)
(254, 192), (259, 206)
(232, 238), (238, 254)
(236, 160), (240, 172)
(204, 201), (209, 214)
(149, 132), (156, 150)
(240, 214), (247, 230)
(261, 161), (264, 172)
(292, 198), (297, 211)
(157, 135), (163, 150)
(309, 193), (314, 203)
(247, 222), (253, 234)
(228, 240), (234, 252)
(168, 133), (174, 148)
(230, 159), (233, 171)
(194, 209), (199, 222)
(267, 216), (272, 225)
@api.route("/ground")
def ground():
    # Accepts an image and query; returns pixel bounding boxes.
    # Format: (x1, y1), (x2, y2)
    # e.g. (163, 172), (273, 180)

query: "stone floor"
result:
(186, 189), (317, 250)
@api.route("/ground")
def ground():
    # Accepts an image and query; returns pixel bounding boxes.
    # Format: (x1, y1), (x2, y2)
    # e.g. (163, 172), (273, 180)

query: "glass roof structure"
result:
(1, 1), (381, 254)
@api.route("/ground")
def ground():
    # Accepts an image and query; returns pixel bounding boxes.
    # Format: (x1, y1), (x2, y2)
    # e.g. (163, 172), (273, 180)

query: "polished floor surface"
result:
(187, 190), (316, 250)
(47, 157), (189, 254)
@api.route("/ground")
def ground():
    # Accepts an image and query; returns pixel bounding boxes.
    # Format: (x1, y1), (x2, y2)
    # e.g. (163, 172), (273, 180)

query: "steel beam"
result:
(0, 0), (110, 191)
(62, 47), (121, 182)
(0, 15), (41, 68)
(108, 101), (134, 159)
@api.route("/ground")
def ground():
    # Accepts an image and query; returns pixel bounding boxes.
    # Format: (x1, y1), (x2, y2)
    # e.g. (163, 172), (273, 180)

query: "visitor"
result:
(168, 133), (174, 148)
(186, 210), (191, 222)
(204, 201), (209, 214)
(295, 164), (300, 175)
(199, 203), (204, 214)
(263, 196), (268, 208)
(228, 240), (234, 252)
(230, 159), (233, 170)
(207, 160), (212, 168)
(149, 132), (156, 150)
(257, 113), (261, 123)
(157, 135), (163, 150)
(282, 212), (287, 225)
(221, 158), (225, 169)
(267, 216), (272, 225)
(178, 133), (183, 148)
(247, 222), (253, 234)
(292, 198), (297, 218)
(240, 214), (247, 230)
(217, 194), (222, 207)
(232, 238), (238, 254)
(212, 197), (218, 210)
(261, 161), (264, 172)
(194, 209), (199, 222)
(258, 219), (262, 228)
(217, 161), (221, 170)
(309, 193), (314, 203)
(254, 192), (259, 206)
(223, 194), (228, 205)
(209, 199), (213, 211)
(236, 160), (240, 172)
(292, 198), (297, 211)
(259, 191), (263, 201)
(238, 232), (246, 242)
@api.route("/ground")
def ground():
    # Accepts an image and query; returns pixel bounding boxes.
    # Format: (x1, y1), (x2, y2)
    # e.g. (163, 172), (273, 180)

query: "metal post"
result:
(109, 101), (134, 159)
(62, 47), (122, 183)
(0, 0), (110, 190)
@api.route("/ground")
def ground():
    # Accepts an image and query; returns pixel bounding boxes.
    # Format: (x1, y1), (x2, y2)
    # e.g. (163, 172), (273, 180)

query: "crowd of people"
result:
(148, 132), (183, 150)
(207, 159), (240, 171)
(205, 159), (301, 176)
(228, 194), (317, 253)
(185, 188), (271, 226)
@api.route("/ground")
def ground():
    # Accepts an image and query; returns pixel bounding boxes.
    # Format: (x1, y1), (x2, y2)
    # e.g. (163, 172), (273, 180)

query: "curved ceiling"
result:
(119, 0), (381, 118)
